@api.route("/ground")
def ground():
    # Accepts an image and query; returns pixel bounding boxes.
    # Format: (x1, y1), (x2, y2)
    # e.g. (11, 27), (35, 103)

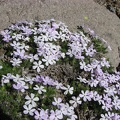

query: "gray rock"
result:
(0, 0), (119, 69)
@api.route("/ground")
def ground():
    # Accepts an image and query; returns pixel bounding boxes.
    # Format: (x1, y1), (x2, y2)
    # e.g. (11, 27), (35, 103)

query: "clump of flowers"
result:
(0, 19), (120, 120)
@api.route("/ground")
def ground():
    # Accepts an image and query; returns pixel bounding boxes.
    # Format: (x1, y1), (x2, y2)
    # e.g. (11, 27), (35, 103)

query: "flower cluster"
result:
(0, 19), (120, 120)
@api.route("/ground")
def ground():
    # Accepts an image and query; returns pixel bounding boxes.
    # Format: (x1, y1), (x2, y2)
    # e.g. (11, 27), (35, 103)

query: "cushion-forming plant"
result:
(0, 19), (120, 120)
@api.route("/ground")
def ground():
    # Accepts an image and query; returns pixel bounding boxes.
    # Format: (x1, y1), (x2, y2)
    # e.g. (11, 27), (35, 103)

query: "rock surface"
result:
(0, 0), (120, 69)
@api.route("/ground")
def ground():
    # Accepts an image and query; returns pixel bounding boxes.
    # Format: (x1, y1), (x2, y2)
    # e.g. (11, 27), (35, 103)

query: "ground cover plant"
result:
(0, 19), (120, 120)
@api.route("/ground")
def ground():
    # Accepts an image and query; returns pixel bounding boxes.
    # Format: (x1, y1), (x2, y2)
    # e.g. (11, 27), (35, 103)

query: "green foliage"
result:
(91, 37), (107, 54)
(0, 87), (26, 120)
(41, 86), (56, 109)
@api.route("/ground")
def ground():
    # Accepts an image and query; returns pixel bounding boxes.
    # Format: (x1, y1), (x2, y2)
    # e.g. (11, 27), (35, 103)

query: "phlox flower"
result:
(13, 81), (29, 92)
(113, 113), (120, 120)
(79, 61), (88, 71)
(69, 96), (82, 108)
(32, 27), (38, 35)
(88, 78), (99, 87)
(100, 112), (115, 120)
(59, 105), (68, 116)
(80, 36), (88, 49)
(99, 79), (109, 88)
(23, 104), (35, 116)
(21, 26), (32, 36)
(42, 76), (55, 86)
(1, 30), (11, 36)
(33, 33), (44, 42)
(112, 96), (120, 110)
(24, 76), (35, 85)
(77, 76), (88, 83)
(13, 49), (27, 59)
(25, 93), (39, 107)
(66, 107), (77, 119)
(10, 41), (21, 50)
(100, 58), (110, 68)
(56, 32), (67, 42)
(39, 34), (49, 42)
(33, 85), (46, 94)
(24, 36), (30, 41)
(10, 58), (22, 66)
(34, 75), (43, 83)
(104, 86), (117, 96)
(42, 55), (56, 66)
(54, 81), (63, 89)
(87, 63), (97, 73)
(88, 28), (95, 36)
(52, 97), (63, 107)
(12, 74), (24, 83)
(28, 54), (39, 62)
(12, 33), (22, 41)
(79, 90), (92, 102)
(95, 64), (104, 76)
(85, 45), (96, 57)
(3, 34), (12, 42)
(101, 101), (113, 111)
(1, 73), (14, 84)
(66, 49), (73, 57)
(0, 65), (3, 69)
(33, 61), (44, 73)
(49, 110), (63, 120)
(61, 85), (74, 95)
(20, 43), (29, 51)
(34, 109), (49, 120)
(94, 93), (103, 104)
(91, 59), (99, 68)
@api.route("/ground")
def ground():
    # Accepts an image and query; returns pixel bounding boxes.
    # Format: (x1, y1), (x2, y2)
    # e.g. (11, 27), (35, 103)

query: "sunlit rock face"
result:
(0, 0), (120, 69)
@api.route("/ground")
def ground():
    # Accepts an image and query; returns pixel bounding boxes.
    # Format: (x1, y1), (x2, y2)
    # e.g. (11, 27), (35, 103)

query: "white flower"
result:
(52, 97), (62, 107)
(33, 61), (44, 72)
(23, 104), (35, 116)
(12, 33), (22, 41)
(34, 36), (41, 43)
(13, 74), (24, 83)
(88, 79), (99, 87)
(10, 41), (21, 50)
(20, 43), (29, 51)
(13, 81), (29, 93)
(40, 34), (49, 42)
(61, 85), (74, 95)
(77, 76), (88, 83)
(24, 76), (35, 85)
(61, 53), (65, 58)
(79, 90), (92, 101)
(101, 58), (110, 68)
(24, 37), (30, 41)
(54, 81), (63, 89)
(28, 54), (39, 62)
(25, 93), (39, 107)
(1, 73), (14, 84)
(33, 85), (46, 94)
(42, 55), (56, 66)
(94, 94), (103, 105)
(69, 96), (82, 108)
(104, 86), (117, 96)
(0, 65), (3, 69)
(55, 110), (63, 119)
(13, 49), (27, 59)
(100, 112), (115, 120)
(112, 96), (120, 110)
(79, 61), (88, 71)
(10, 58), (22, 66)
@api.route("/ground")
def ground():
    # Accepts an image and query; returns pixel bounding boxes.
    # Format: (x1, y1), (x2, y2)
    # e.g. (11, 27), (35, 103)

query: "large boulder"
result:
(0, 0), (120, 69)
